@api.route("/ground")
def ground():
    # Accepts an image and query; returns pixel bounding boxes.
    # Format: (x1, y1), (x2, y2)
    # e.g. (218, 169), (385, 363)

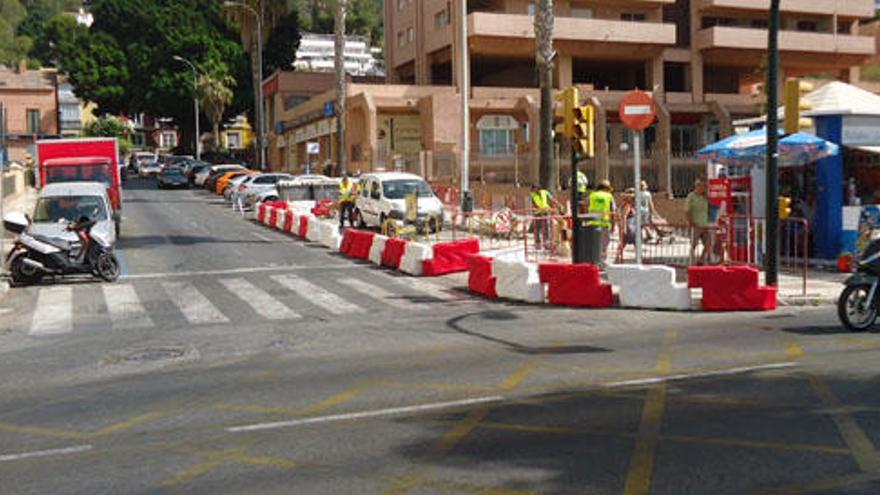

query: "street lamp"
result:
(172, 55), (201, 161)
(224, 0), (266, 171)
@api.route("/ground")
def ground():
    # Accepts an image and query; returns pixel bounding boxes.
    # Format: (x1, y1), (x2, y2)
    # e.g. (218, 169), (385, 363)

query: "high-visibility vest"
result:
(577, 171), (588, 194)
(530, 190), (551, 214)
(339, 181), (357, 202)
(587, 190), (613, 228)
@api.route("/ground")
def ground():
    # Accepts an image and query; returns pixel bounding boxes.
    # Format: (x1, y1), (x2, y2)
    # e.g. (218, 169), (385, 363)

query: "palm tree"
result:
(198, 72), (236, 150)
(335, 0), (348, 175)
(535, 0), (555, 190)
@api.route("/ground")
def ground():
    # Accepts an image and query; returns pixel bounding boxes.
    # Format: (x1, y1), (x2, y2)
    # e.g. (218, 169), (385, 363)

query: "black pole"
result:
(571, 144), (580, 263)
(766, 0), (780, 286)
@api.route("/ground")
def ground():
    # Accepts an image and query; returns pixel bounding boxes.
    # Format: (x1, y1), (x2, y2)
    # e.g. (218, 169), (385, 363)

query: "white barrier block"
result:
(399, 242), (433, 276)
(606, 264), (691, 310)
(262, 206), (274, 226)
(304, 214), (321, 242)
(275, 209), (286, 231)
(287, 211), (298, 233)
(319, 220), (342, 251)
(493, 254), (544, 304)
(369, 235), (389, 265)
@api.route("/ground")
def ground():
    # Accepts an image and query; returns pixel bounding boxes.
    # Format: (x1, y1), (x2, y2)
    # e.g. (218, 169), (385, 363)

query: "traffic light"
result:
(784, 78), (814, 134)
(554, 87), (578, 138)
(778, 196), (792, 220)
(572, 105), (595, 158)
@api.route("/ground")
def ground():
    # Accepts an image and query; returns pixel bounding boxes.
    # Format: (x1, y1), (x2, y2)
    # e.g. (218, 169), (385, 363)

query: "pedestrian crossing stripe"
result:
(161, 281), (229, 325)
(102, 284), (153, 330)
(271, 275), (362, 315)
(336, 278), (421, 309)
(29, 287), (72, 336)
(219, 277), (301, 320)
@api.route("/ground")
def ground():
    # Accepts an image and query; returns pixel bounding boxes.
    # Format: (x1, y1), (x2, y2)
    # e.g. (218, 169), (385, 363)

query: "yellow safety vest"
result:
(339, 182), (357, 202)
(577, 171), (588, 194)
(530, 190), (551, 214)
(587, 190), (613, 228)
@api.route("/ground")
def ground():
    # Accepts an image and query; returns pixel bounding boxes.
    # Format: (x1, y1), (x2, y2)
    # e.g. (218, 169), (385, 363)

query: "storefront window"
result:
(477, 115), (518, 156)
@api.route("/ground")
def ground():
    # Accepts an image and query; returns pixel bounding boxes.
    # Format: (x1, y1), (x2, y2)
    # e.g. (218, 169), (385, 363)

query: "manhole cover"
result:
(122, 347), (186, 362)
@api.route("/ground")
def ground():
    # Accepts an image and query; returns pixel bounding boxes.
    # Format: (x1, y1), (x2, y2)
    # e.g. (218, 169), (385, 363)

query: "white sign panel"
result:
(623, 105), (653, 116)
(842, 115), (880, 146)
(306, 142), (320, 154)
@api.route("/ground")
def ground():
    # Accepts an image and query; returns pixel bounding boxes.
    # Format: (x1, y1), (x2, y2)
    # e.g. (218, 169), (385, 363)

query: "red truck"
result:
(35, 138), (122, 222)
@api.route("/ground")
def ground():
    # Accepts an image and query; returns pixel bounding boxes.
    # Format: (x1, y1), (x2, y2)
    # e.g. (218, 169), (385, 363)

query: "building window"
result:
(407, 27), (414, 43)
(397, 30), (405, 47)
(702, 17), (736, 28)
(227, 132), (242, 149)
(527, 3), (535, 16)
(132, 132), (146, 147)
(434, 8), (449, 29)
(671, 126), (699, 154)
(477, 115), (518, 156)
(796, 20), (818, 32)
(750, 19), (769, 29)
(621, 13), (647, 22)
(570, 7), (593, 19)
(664, 63), (690, 92)
(159, 131), (177, 149)
(398, 0), (404, 11)
(838, 21), (852, 34)
(26, 109), (41, 134)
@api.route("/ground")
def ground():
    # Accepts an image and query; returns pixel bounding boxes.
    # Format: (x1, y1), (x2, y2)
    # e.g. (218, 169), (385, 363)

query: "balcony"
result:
(468, 12), (676, 48)
(696, 0), (874, 18)
(696, 26), (875, 56)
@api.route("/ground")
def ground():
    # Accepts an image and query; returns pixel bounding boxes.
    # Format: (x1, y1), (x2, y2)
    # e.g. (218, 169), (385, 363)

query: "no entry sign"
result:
(619, 90), (657, 131)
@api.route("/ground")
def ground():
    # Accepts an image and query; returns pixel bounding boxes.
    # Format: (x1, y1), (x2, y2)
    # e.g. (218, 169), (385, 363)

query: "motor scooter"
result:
(838, 237), (880, 332)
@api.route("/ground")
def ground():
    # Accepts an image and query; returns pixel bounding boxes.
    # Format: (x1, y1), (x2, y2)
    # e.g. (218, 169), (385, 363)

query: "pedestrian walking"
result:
(529, 184), (556, 250)
(638, 180), (658, 241)
(616, 188), (636, 263)
(587, 179), (615, 264)
(686, 178), (716, 265)
(338, 175), (359, 230)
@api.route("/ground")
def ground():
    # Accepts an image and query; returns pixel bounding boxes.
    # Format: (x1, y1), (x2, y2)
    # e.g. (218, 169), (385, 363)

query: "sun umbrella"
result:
(696, 128), (839, 167)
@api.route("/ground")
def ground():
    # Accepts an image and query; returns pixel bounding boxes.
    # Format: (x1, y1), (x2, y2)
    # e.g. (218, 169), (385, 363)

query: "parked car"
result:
(195, 164), (243, 187)
(226, 174), (258, 203)
(184, 160), (212, 185)
(30, 182), (118, 247)
(353, 172), (444, 232)
(204, 165), (246, 192)
(215, 170), (257, 195)
(238, 173), (294, 208)
(139, 161), (163, 177)
(166, 155), (194, 168)
(275, 175), (339, 212)
(157, 167), (189, 189)
(132, 151), (157, 172)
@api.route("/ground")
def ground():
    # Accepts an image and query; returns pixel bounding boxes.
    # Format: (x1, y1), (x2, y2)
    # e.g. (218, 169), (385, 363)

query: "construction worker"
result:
(587, 179), (615, 264)
(530, 183), (556, 250)
(338, 175), (359, 230)
(576, 169), (589, 213)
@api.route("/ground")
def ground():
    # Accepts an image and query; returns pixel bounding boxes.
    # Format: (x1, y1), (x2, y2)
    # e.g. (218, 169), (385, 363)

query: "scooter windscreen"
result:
(861, 238), (880, 273)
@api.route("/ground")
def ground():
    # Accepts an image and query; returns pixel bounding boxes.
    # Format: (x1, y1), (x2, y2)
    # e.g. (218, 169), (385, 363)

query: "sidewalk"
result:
(0, 186), (38, 301)
(776, 268), (845, 307)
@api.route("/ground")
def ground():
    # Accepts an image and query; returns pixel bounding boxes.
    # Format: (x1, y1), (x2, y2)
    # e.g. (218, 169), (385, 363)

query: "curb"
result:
(778, 295), (836, 307)
(0, 278), (9, 303)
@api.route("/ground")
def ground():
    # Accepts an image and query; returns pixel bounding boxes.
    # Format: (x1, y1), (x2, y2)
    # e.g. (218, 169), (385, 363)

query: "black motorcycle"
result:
(3, 212), (120, 286)
(838, 237), (880, 332)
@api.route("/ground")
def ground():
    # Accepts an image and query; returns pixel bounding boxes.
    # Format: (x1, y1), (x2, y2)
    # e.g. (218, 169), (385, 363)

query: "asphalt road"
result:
(1, 176), (879, 495)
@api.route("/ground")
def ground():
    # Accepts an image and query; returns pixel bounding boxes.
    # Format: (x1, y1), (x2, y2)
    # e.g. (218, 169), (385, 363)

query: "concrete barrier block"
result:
(369, 235), (389, 265)
(319, 220), (342, 250)
(400, 242), (433, 276)
(305, 214), (321, 242)
(493, 255), (544, 304)
(607, 265), (691, 310)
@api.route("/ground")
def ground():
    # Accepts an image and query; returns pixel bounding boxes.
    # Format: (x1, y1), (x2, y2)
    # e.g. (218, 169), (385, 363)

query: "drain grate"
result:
(121, 347), (187, 363)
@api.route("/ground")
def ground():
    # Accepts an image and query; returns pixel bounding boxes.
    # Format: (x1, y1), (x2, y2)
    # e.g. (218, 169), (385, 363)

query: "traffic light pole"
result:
(766, 0), (780, 286)
(571, 143), (580, 264)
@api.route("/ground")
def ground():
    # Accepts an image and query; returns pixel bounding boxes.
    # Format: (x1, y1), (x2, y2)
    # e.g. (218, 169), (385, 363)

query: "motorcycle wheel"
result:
(10, 255), (43, 286)
(838, 284), (878, 333)
(96, 253), (120, 282)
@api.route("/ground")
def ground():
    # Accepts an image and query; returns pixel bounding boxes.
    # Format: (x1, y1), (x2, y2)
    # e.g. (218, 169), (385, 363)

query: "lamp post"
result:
(766, 0), (781, 286)
(224, 1), (266, 171)
(172, 55), (201, 161)
(459, 0), (472, 212)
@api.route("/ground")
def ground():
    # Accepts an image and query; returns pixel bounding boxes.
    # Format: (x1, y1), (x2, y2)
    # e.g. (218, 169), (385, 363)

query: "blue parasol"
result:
(696, 128), (839, 167)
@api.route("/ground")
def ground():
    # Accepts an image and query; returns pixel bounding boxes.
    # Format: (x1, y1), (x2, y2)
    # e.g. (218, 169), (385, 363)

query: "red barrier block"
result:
(539, 263), (612, 308)
(467, 255), (497, 298)
(298, 216), (309, 238)
(283, 210), (294, 232)
(382, 238), (407, 269)
(423, 239), (481, 277)
(688, 266), (777, 311)
(268, 207), (278, 228)
(347, 230), (375, 260)
(256, 203), (267, 223)
(340, 228), (356, 255)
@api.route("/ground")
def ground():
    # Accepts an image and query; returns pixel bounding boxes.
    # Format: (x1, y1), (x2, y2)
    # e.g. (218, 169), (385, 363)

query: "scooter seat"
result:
(30, 234), (73, 251)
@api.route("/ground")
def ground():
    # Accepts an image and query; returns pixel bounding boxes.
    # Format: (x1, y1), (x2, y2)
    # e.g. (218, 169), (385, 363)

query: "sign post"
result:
(619, 90), (657, 265)
(306, 141), (320, 175)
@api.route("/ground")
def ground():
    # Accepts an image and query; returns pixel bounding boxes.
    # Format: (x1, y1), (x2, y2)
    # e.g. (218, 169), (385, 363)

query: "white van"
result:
(353, 172), (444, 231)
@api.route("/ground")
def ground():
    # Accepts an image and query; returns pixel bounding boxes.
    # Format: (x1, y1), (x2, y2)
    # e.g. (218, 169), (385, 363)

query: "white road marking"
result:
(30, 287), (73, 335)
(226, 396), (505, 433)
(121, 264), (355, 281)
(389, 276), (466, 302)
(253, 232), (273, 242)
(271, 275), (362, 315)
(162, 281), (229, 325)
(600, 362), (798, 389)
(336, 278), (418, 309)
(102, 284), (154, 330)
(220, 278), (300, 320)
(0, 444), (93, 462)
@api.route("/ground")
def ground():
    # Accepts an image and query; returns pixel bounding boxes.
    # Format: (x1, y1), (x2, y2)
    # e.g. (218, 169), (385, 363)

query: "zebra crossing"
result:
(19, 271), (473, 337)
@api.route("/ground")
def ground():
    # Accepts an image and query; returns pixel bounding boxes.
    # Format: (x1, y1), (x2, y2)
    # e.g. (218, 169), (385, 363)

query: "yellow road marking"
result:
(0, 412), (162, 440)
(436, 406), (491, 452)
(419, 478), (539, 495)
(622, 330), (676, 495)
(784, 341), (805, 360)
(212, 382), (372, 417)
(92, 412), (162, 437)
(164, 439), (299, 486)
(661, 434), (850, 456)
(380, 381), (498, 393)
(497, 361), (539, 391)
(808, 374), (880, 472)
(741, 471), (880, 495)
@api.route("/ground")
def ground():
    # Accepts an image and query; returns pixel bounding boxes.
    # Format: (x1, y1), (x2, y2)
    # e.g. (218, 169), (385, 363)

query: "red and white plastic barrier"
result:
(493, 253), (544, 303)
(688, 266), (777, 311)
(607, 265), (691, 310)
(369, 235), (388, 265)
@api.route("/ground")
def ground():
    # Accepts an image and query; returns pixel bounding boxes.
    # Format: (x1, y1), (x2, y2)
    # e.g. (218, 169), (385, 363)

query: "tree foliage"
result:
(0, 0), (31, 66)
(262, 9), (301, 76)
(198, 71), (236, 149)
(293, 0), (381, 43)
(84, 115), (133, 154)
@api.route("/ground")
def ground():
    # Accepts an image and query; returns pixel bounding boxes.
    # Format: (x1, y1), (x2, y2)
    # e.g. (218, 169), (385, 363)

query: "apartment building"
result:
(0, 63), (59, 163)
(294, 32), (384, 77)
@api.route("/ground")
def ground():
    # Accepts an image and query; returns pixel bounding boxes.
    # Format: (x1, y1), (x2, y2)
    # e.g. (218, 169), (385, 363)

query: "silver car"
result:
(30, 182), (117, 247)
(242, 173), (294, 209)
(226, 174), (258, 204)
